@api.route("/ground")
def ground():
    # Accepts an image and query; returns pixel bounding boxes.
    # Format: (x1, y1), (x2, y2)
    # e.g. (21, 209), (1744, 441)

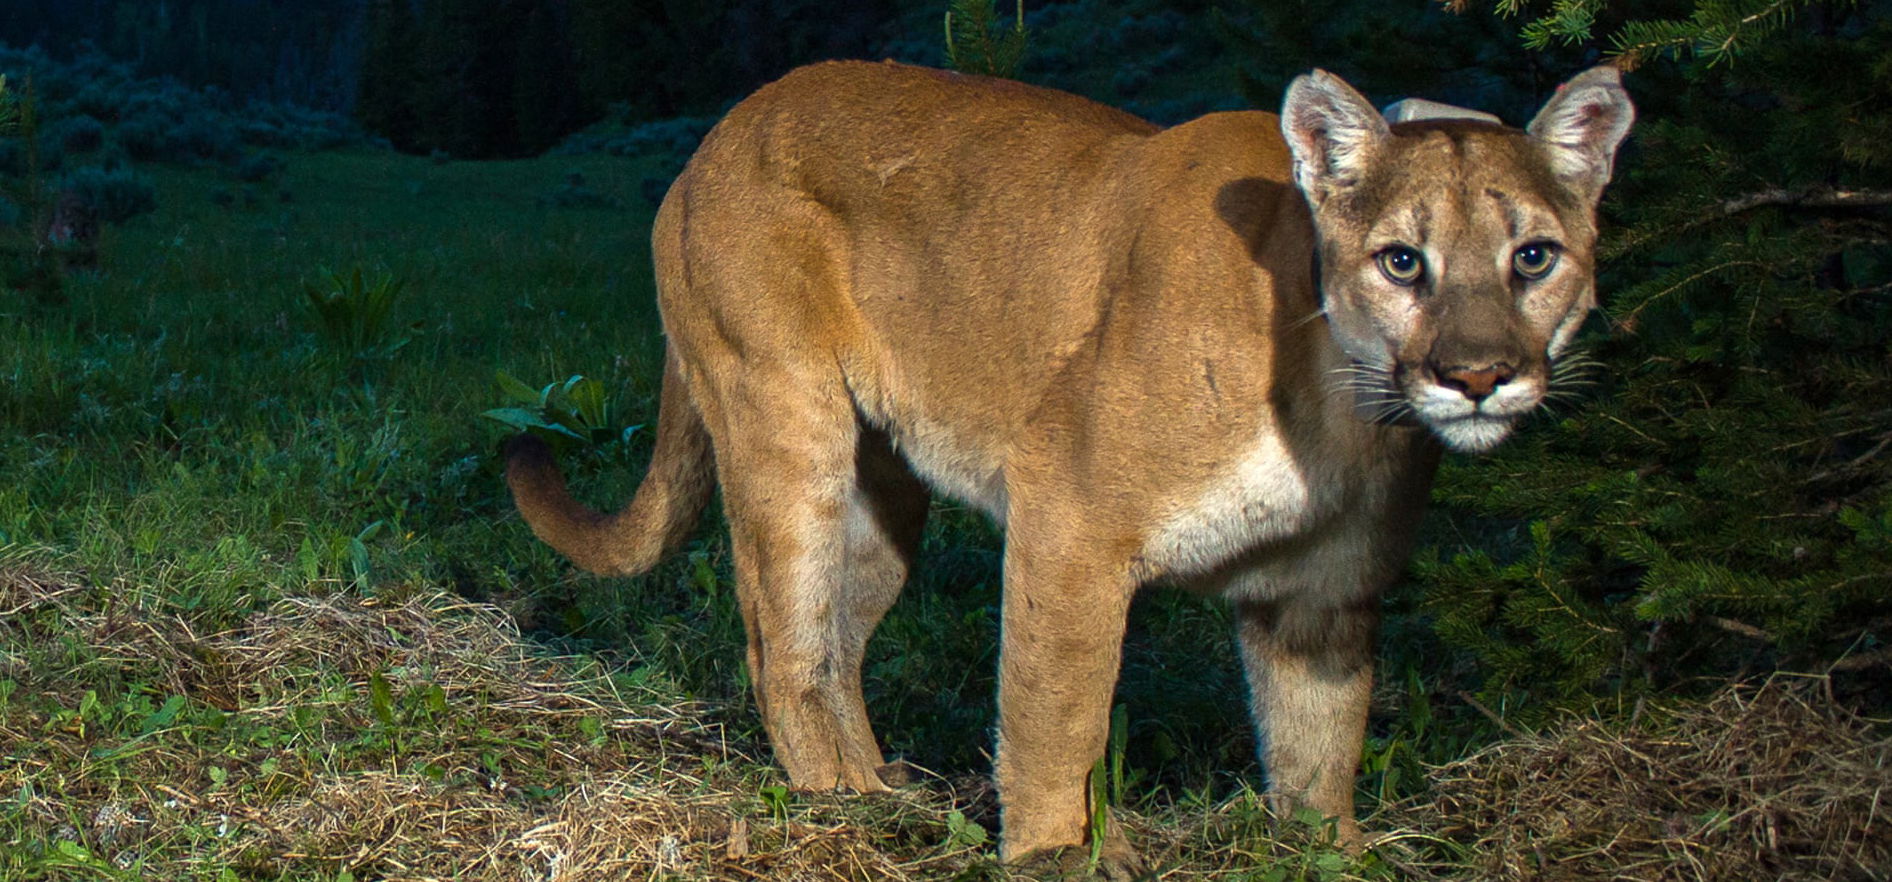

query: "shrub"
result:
(233, 153), (282, 183)
(57, 163), (155, 225)
(0, 41), (371, 169)
(70, 82), (127, 121)
(112, 112), (167, 161)
(45, 114), (103, 155)
(550, 115), (712, 160)
(538, 170), (622, 211)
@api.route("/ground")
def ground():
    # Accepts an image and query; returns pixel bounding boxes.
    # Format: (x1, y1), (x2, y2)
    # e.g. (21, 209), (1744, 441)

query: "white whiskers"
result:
(1287, 305), (1329, 330)
(1542, 348), (1602, 412)
(1327, 361), (1414, 425)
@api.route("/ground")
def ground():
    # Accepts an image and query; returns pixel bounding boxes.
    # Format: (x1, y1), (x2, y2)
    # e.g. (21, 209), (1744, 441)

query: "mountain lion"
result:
(506, 61), (1633, 872)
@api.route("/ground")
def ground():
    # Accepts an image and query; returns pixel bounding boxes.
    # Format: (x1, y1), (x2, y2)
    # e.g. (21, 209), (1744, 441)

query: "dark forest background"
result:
(2, 0), (932, 157)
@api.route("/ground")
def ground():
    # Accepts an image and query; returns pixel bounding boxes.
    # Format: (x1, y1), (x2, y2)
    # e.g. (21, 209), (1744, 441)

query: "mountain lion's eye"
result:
(1513, 243), (1559, 280)
(1376, 247), (1425, 286)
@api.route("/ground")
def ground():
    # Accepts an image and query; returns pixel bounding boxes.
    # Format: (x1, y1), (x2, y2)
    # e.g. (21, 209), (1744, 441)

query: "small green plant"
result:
(1086, 703), (1130, 870)
(758, 783), (791, 823)
(303, 265), (417, 359)
(482, 370), (640, 454)
(944, 809), (989, 849)
(944, 0), (1029, 79)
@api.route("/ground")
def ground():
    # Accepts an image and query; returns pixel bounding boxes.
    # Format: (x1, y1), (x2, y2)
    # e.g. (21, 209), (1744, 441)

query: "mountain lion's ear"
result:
(1527, 66), (1636, 201)
(1281, 70), (1390, 207)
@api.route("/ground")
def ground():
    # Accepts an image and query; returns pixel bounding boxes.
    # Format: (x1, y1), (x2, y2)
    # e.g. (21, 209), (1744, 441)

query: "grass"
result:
(3, 146), (1886, 880)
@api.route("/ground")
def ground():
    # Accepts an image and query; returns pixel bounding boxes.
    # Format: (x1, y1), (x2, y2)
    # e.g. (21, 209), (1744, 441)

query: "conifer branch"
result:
(1610, 188), (1891, 259)
(1828, 645), (1892, 671)
(1707, 615), (1775, 642)
(1615, 260), (1771, 325)
(1458, 691), (1531, 738)
(1719, 187), (1892, 215)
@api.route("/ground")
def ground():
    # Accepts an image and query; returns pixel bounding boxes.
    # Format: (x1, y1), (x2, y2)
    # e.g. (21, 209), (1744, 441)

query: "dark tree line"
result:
(3, 0), (909, 158)
(356, 0), (902, 157)
(0, 0), (366, 112)
(356, 0), (592, 157)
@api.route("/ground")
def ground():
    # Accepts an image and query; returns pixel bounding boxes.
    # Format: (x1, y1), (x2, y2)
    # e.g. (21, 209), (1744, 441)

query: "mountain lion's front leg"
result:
(1233, 589), (1380, 848)
(992, 526), (1142, 873)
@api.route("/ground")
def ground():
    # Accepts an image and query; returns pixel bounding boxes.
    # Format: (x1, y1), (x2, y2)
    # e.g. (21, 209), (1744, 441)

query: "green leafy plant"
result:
(944, 0), (1029, 79)
(303, 265), (418, 359)
(944, 809), (989, 849)
(482, 370), (640, 454)
(758, 783), (791, 824)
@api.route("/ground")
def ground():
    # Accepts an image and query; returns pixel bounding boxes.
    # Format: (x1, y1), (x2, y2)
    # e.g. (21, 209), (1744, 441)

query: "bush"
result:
(45, 114), (103, 155)
(550, 115), (713, 161)
(0, 40), (371, 170)
(58, 164), (155, 225)
(233, 153), (282, 183)
(70, 82), (127, 121)
(537, 170), (622, 211)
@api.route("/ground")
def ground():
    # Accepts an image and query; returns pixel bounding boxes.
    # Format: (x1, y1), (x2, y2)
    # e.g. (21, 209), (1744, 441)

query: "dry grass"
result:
(0, 558), (990, 880)
(1378, 678), (1892, 881)
(3, 555), (1888, 880)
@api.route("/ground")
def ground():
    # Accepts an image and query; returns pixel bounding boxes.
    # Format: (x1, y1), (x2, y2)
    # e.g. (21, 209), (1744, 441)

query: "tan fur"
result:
(506, 60), (1633, 868)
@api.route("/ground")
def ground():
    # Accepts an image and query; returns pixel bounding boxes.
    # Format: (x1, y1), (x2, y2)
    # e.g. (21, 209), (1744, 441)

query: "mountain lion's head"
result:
(1281, 68), (1634, 452)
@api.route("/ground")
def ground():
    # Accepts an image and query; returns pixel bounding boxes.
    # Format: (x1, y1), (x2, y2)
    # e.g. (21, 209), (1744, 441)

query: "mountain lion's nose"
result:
(1437, 363), (1515, 403)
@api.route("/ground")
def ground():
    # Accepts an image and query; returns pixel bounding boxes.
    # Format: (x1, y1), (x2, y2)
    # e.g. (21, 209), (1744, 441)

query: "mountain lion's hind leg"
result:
(834, 425), (930, 786)
(705, 375), (920, 793)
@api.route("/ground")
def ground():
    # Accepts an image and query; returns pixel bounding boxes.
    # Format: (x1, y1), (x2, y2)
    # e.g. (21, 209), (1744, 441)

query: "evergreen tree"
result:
(511, 0), (587, 156)
(944, 0), (1028, 78)
(1417, 0), (1892, 718)
(358, 0), (420, 150)
(409, 0), (493, 156)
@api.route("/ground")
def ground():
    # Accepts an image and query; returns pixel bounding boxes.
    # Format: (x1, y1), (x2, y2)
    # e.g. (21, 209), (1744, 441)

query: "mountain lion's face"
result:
(1282, 69), (1634, 452)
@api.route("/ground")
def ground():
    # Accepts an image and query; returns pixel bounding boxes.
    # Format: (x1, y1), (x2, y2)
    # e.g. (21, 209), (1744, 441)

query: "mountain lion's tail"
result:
(504, 353), (715, 576)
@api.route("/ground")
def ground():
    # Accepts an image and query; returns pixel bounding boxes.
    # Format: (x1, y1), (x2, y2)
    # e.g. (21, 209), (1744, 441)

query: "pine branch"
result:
(1609, 188), (1892, 259)
(1707, 615), (1775, 642)
(1611, 0), (1820, 66)
(1458, 690), (1531, 737)
(1828, 644), (1892, 671)
(1612, 259), (1772, 325)
(1719, 187), (1892, 214)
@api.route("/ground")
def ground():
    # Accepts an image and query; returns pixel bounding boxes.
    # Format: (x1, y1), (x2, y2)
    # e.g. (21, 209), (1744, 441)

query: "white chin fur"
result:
(1429, 416), (1516, 453)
